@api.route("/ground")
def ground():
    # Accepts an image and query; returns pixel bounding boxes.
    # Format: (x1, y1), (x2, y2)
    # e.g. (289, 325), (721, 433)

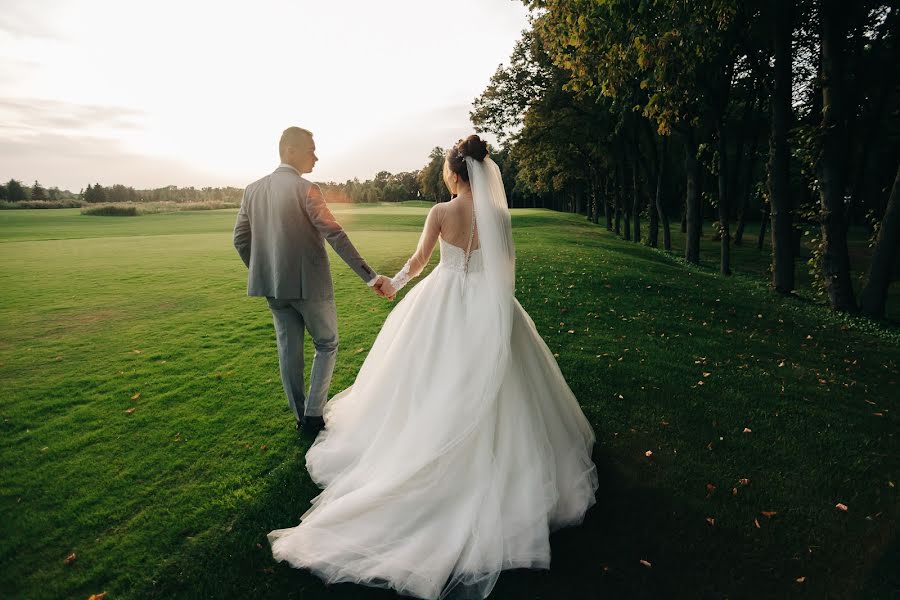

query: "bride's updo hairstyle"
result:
(446, 135), (489, 183)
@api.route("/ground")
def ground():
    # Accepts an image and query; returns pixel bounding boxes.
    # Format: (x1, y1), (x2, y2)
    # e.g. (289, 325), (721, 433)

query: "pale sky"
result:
(0, 0), (530, 191)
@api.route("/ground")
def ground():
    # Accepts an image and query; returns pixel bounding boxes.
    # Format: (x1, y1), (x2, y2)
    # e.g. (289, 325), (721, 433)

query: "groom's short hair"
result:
(279, 127), (313, 158)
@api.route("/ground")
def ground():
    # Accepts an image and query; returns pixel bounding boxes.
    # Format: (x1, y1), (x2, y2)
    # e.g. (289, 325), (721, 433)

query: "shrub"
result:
(0, 200), (84, 209)
(81, 205), (140, 216)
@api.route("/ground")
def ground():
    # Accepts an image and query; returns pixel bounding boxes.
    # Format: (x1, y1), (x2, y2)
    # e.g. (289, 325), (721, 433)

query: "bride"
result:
(268, 135), (598, 599)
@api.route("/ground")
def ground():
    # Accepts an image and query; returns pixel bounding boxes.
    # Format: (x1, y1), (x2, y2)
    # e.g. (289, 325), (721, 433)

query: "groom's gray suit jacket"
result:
(233, 165), (375, 299)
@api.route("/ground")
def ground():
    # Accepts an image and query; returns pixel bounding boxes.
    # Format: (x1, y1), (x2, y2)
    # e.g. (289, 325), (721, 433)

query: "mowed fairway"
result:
(1, 205), (897, 599)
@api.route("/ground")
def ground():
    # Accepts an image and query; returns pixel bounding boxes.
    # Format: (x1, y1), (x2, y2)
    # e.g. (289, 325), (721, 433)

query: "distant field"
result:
(0, 204), (897, 599)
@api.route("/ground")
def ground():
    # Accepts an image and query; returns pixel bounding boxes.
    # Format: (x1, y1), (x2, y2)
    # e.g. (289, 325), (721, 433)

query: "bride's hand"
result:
(379, 279), (397, 301)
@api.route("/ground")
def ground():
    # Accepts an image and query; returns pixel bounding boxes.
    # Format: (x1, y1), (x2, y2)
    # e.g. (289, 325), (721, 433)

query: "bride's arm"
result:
(388, 204), (444, 293)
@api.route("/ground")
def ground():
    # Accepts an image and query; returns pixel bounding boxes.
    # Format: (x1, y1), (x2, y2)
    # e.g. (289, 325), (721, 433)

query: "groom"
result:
(233, 126), (390, 435)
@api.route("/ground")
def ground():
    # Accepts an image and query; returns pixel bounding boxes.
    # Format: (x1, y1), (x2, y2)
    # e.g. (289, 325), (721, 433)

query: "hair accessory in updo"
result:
(446, 134), (488, 183)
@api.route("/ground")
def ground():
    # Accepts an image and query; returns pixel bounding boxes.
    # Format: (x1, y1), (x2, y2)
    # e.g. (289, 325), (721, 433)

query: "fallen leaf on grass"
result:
(133, 349), (142, 354)
(64, 552), (76, 565)
(124, 407), (137, 414)
(88, 594), (107, 600)
(706, 483), (716, 498)
(796, 576), (806, 584)
(761, 511), (777, 518)
(743, 427), (752, 433)
(835, 503), (848, 512)
(738, 478), (750, 486)
(754, 519), (761, 529)
(644, 450), (653, 457)
(260, 444), (268, 451)
(706, 517), (715, 526)
(639, 559), (652, 568)
(131, 392), (141, 400)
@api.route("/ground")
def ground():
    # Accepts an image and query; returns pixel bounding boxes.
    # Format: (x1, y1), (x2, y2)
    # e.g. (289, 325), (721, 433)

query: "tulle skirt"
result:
(268, 262), (598, 599)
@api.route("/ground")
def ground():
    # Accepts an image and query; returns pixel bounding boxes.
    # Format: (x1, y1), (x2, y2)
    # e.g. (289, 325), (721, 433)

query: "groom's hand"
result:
(380, 279), (397, 301)
(371, 275), (391, 300)
(372, 275), (396, 301)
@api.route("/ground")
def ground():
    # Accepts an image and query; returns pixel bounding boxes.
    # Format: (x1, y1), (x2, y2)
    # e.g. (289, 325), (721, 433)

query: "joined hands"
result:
(372, 275), (397, 301)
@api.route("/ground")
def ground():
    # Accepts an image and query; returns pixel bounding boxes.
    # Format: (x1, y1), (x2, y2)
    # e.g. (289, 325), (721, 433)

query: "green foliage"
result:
(5, 179), (25, 202)
(320, 170), (422, 204)
(30, 180), (47, 201)
(417, 146), (451, 203)
(81, 205), (140, 216)
(0, 199), (83, 210)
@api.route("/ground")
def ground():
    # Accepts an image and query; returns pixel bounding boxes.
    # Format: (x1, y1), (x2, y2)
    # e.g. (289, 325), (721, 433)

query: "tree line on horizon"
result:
(1, 161), (443, 207)
(0, 179), (75, 203)
(470, 0), (899, 319)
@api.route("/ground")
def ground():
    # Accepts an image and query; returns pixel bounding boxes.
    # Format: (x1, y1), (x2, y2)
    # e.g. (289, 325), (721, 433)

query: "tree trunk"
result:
(717, 121), (732, 275)
(758, 200), (771, 250)
(656, 136), (671, 251)
(817, 0), (857, 311)
(623, 192), (632, 241)
(859, 162), (900, 318)
(632, 166), (641, 243)
(614, 166), (622, 235)
(604, 176), (613, 230)
(734, 131), (760, 245)
(769, 0), (796, 293)
(685, 133), (702, 263)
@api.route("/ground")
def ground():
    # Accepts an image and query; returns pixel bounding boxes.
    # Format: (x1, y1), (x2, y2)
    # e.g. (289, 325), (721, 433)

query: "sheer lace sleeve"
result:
(390, 204), (443, 291)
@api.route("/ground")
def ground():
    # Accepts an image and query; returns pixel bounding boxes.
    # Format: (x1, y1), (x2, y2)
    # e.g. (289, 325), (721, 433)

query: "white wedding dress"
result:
(268, 157), (598, 600)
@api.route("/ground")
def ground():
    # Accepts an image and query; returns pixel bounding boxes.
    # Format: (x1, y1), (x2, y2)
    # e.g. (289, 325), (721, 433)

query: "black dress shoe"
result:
(299, 415), (325, 435)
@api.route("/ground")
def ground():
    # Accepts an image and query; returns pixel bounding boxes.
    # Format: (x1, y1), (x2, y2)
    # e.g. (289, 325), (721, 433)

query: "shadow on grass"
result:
(137, 442), (812, 600)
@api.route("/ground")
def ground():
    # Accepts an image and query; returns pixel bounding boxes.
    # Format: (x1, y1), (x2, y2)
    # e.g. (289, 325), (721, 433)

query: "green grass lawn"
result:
(1, 205), (897, 599)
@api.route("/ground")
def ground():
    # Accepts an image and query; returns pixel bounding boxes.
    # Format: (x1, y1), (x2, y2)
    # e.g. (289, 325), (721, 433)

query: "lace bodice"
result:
(439, 238), (483, 273)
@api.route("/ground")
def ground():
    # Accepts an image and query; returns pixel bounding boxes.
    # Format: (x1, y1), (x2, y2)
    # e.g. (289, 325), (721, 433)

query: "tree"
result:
(91, 183), (107, 204)
(30, 180), (47, 201)
(768, 0), (796, 293)
(529, 0), (747, 266)
(815, 0), (858, 312)
(6, 179), (25, 202)
(417, 147), (451, 203)
(373, 171), (391, 192)
(858, 162), (900, 318)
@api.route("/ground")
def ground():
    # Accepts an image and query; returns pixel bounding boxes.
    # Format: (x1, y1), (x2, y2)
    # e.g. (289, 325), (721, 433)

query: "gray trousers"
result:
(266, 297), (338, 419)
